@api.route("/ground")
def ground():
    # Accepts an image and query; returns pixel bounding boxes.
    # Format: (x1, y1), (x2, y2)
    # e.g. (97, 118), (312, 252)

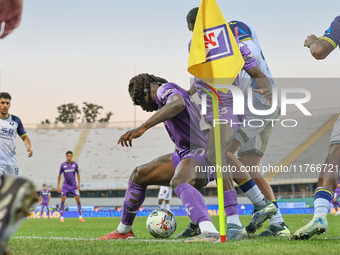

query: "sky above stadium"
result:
(0, 0), (340, 124)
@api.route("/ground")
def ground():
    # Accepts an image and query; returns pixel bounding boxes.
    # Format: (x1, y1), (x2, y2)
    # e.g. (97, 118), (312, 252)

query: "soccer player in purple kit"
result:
(40, 184), (51, 219)
(97, 73), (246, 242)
(57, 151), (85, 223)
(291, 16), (340, 240)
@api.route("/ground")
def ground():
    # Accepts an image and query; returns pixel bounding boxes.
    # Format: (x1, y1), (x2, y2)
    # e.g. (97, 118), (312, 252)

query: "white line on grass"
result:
(13, 236), (184, 242)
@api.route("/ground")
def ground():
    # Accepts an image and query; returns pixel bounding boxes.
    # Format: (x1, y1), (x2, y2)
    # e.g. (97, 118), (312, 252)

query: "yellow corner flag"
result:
(188, 0), (244, 91)
(187, 0), (244, 243)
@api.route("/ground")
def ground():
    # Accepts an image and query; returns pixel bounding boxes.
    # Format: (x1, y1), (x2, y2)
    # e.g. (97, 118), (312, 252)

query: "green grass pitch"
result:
(10, 214), (340, 255)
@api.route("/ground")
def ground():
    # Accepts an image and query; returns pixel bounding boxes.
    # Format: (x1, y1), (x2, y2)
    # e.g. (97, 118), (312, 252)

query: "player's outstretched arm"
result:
(118, 94), (185, 147)
(0, 0), (23, 39)
(246, 66), (272, 104)
(304, 34), (335, 60)
(21, 135), (33, 157)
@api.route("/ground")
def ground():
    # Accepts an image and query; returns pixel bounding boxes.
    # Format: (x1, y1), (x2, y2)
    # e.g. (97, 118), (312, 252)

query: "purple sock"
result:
(224, 190), (239, 216)
(47, 208), (50, 218)
(333, 200), (340, 211)
(77, 203), (82, 217)
(175, 183), (211, 225)
(40, 208), (44, 218)
(121, 179), (147, 226)
(60, 202), (64, 217)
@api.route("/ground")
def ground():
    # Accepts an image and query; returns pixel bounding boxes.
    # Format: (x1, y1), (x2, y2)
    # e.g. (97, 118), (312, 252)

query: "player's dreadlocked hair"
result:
(128, 74), (168, 105)
(187, 7), (199, 31)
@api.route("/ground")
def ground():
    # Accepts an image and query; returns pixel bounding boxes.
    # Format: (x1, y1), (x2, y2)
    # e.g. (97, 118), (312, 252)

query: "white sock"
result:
(165, 204), (170, 210)
(314, 198), (330, 216)
(269, 208), (284, 226)
(79, 216), (83, 219)
(198, 221), (218, 233)
(60, 217), (64, 219)
(227, 215), (243, 227)
(245, 185), (265, 207)
(159, 204), (164, 209)
(117, 222), (132, 234)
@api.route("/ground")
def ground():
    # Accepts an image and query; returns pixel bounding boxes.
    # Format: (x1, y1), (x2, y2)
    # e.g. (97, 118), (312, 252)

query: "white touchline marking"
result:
(13, 236), (184, 242)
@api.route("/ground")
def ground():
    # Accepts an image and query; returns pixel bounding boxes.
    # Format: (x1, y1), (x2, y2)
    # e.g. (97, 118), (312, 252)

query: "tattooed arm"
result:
(304, 34), (336, 60)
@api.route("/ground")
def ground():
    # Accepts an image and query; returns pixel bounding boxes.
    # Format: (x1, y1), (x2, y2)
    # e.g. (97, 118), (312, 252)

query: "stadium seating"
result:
(16, 112), (338, 190)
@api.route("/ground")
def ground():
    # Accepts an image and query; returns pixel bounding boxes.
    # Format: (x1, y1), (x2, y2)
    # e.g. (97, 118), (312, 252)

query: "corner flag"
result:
(188, 0), (244, 93)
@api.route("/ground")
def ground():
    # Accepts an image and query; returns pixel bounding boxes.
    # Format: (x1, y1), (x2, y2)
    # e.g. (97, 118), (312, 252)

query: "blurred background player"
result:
(291, 16), (340, 240)
(57, 151), (85, 223)
(0, 1), (37, 253)
(39, 184), (51, 219)
(158, 186), (172, 211)
(332, 178), (340, 216)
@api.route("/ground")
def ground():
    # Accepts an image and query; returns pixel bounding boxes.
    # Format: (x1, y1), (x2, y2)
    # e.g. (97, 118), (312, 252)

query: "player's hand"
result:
(304, 34), (318, 48)
(47, 202), (50, 205)
(0, 0), (23, 39)
(118, 126), (147, 147)
(40, 202), (42, 206)
(337, 184), (340, 188)
(253, 88), (272, 105)
(27, 147), (33, 157)
(57, 187), (61, 193)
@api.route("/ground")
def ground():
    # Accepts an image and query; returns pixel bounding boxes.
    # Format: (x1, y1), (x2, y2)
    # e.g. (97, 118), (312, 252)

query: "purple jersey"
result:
(40, 189), (50, 202)
(155, 83), (209, 157)
(59, 161), (78, 188)
(321, 16), (340, 49)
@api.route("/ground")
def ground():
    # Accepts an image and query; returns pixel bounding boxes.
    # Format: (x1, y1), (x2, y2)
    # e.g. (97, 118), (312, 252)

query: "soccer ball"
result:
(146, 209), (177, 238)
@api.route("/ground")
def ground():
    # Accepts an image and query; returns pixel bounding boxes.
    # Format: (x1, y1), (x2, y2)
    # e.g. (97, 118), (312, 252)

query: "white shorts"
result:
(0, 165), (19, 175)
(330, 115), (340, 146)
(235, 97), (280, 157)
(158, 186), (172, 201)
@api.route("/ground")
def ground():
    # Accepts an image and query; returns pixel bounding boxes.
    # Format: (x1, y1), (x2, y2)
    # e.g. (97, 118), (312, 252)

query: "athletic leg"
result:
(97, 153), (174, 240)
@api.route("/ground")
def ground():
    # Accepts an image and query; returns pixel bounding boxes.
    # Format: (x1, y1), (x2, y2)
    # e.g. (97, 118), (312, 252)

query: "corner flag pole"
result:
(212, 93), (226, 242)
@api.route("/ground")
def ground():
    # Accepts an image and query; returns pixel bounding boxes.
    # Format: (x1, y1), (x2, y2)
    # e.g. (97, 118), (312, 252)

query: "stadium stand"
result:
(16, 109), (340, 195)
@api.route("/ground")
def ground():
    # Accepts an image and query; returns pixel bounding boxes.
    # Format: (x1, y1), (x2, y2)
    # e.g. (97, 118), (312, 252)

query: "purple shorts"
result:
(41, 202), (48, 207)
(61, 186), (80, 197)
(172, 148), (215, 183)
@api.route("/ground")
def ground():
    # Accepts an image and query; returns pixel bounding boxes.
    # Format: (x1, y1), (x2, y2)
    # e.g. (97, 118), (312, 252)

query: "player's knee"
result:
(329, 144), (340, 157)
(170, 176), (203, 191)
(170, 177), (181, 190)
(207, 149), (216, 165)
(130, 166), (147, 185)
